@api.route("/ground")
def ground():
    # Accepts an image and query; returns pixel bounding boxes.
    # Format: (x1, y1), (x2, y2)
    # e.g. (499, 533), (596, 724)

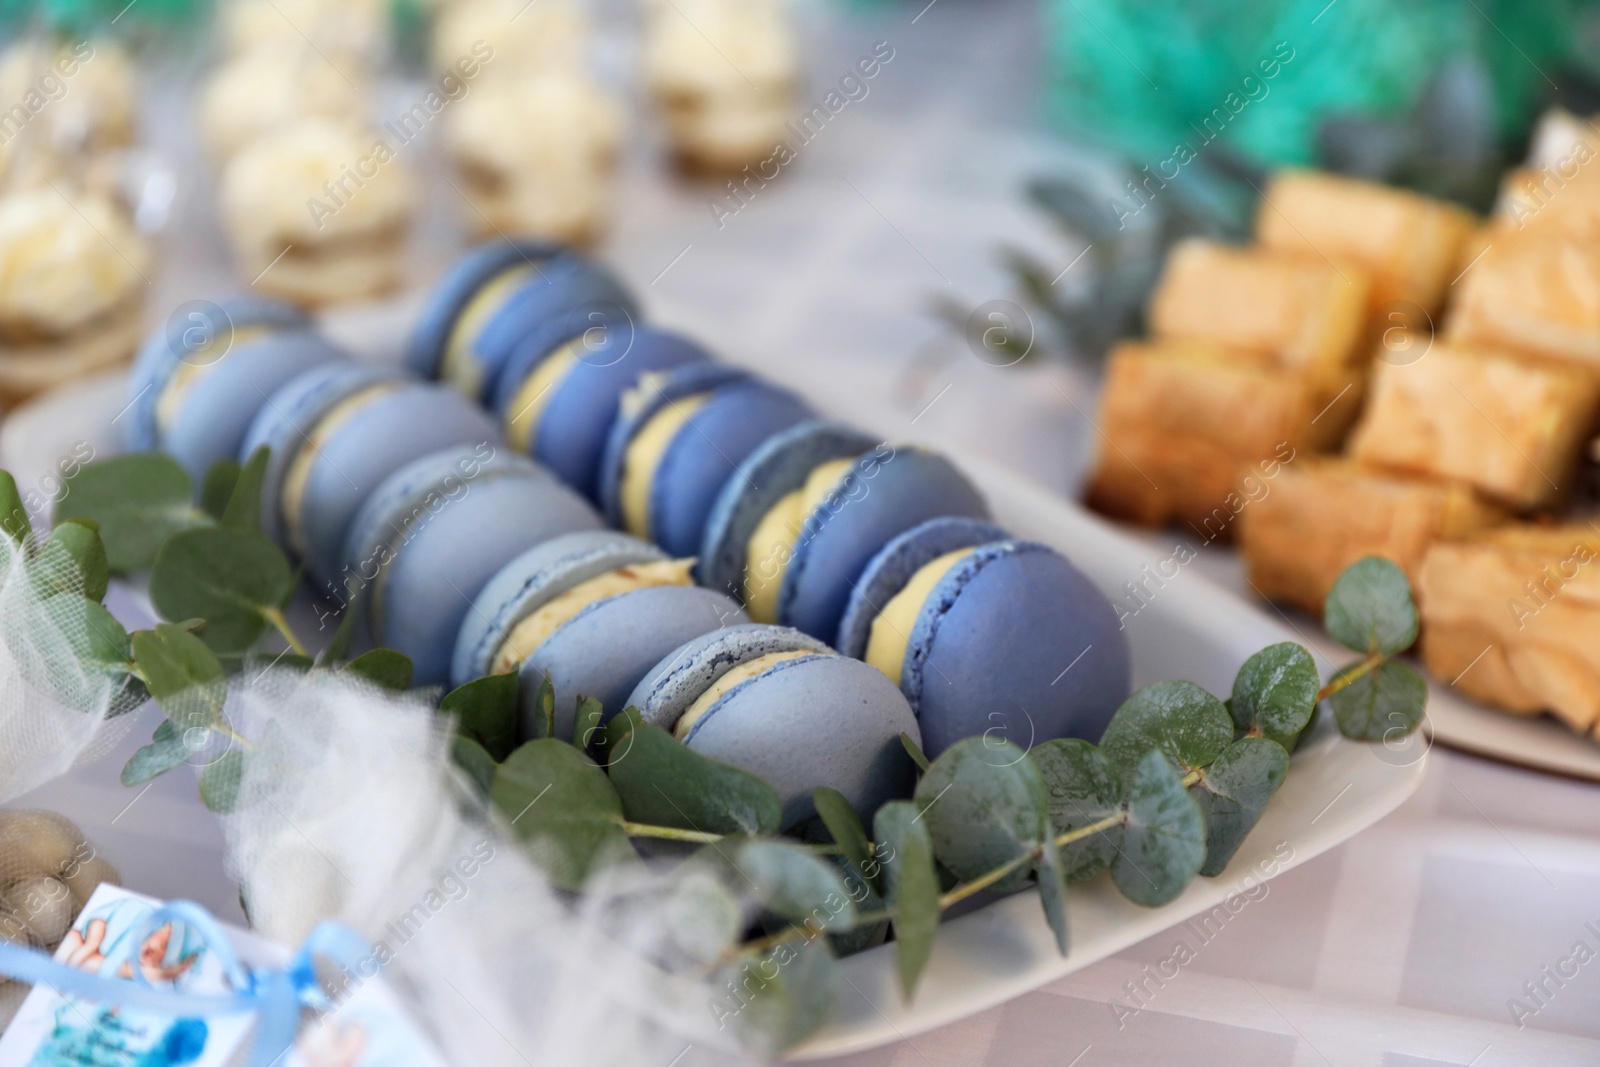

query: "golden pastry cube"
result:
(1419, 525), (1600, 736)
(1256, 170), (1477, 317)
(1446, 232), (1600, 371)
(1147, 238), (1371, 401)
(1238, 458), (1503, 616)
(1491, 166), (1600, 242)
(1085, 340), (1309, 531)
(1346, 343), (1599, 510)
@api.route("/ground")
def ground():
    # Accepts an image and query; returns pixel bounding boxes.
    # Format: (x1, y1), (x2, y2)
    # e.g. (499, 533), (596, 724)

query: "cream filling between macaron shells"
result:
(280, 382), (404, 557)
(440, 263), (536, 394)
(152, 324), (271, 434)
(672, 648), (831, 740)
(502, 337), (584, 454)
(742, 456), (857, 623)
(490, 558), (695, 675)
(618, 390), (712, 539)
(863, 548), (975, 686)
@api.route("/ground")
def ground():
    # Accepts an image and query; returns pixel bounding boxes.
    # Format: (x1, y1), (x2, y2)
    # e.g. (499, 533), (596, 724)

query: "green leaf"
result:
(451, 735), (496, 798)
(813, 787), (875, 891)
(1100, 680), (1233, 778)
(660, 868), (743, 967)
(33, 520), (108, 602)
(609, 723), (781, 836)
(131, 624), (226, 730)
(121, 720), (188, 786)
(1230, 642), (1318, 746)
(900, 732), (930, 773)
(713, 940), (838, 1057)
(0, 470), (28, 542)
(1114, 749), (1206, 907)
(872, 802), (939, 1000)
(321, 589), (359, 665)
(199, 459), (241, 522)
(343, 648), (412, 691)
(57, 454), (206, 573)
(914, 738), (1049, 889)
(1192, 738), (1288, 877)
(1031, 739), (1125, 882)
(441, 671), (519, 762)
(597, 704), (643, 766)
(149, 527), (296, 653)
(1327, 660), (1428, 742)
(53, 594), (132, 674)
(571, 696), (604, 752)
(528, 671), (555, 740)
(1324, 556), (1418, 655)
(492, 739), (633, 891)
(736, 839), (856, 931)
(198, 748), (245, 813)
(221, 446), (269, 533)
(1034, 831), (1070, 955)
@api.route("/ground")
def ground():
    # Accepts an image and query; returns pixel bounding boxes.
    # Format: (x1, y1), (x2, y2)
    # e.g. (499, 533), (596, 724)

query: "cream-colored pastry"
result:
(433, 0), (586, 80)
(199, 45), (367, 164)
(219, 0), (385, 64)
(443, 74), (623, 245)
(0, 38), (135, 161)
(220, 118), (414, 306)
(0, 186), (147, 401)
(642, 0), (798, 172)
(1447, 232), (1600, 371)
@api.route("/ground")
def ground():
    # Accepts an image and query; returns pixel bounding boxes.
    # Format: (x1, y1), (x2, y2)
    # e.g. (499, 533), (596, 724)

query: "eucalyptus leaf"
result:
(131, 624), (226, 730)
(199, 459), (240, 522)
(712, 939), (838, 1057)
(1230, 642), (1318, 746)
(1114, 749), (1206, 907)
(34, 520), (108, 602)
(813, 787), (875, 890)
(1192, 737), (1289, 877)
(52, 594), (132, 674)
(572, 696), (605, 752)
(321, 588), (359, 665)
(149, 527), (296, 653)
(597, 704), (642, 766)
(1100, 680), (1233, 778)
(121, 720), (188, 787)
(343, 649), (412, 691)
(1030, 738), (1125, 882)
(1327, 659), (1428, 742)
(0, 471), (27, 542)
(609, 724), (780, 836)
(492, 739), (633, 891)
(872, 801), (939, 999)
(913, 738), (1049, 890)
(1034, 831), (1070, 955)
(441, 671), (518, 762)
(900, 732), (930, 773)
(1324, 556), (1418, 655)
(451, 735), (496, 798)
(198, 748), (245, 813)
(221, 446), (269, 533)
(528, 671), (555, 740)
(736, 840), (855, 932)
(58, 454), (206, 573)
(658, 868), (743, 967)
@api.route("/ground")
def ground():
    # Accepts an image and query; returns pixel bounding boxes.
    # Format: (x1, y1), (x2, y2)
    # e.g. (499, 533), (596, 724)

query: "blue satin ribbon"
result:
(0, 900), (372, 1067)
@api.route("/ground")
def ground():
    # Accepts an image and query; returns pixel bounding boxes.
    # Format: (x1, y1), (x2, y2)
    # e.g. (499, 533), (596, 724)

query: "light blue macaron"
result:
(405, 238), (563, 381)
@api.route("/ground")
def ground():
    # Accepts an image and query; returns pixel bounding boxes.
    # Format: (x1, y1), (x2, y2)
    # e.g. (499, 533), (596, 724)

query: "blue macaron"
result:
(405, 238), (563, 382)
(837, 517), (1131, 757)
(339, 446), (604, 687)
(244, 363), (502, 588)
(625, 624), (922, 825)
(700, 420), (991, 643)
(453, 530), (746, 732)
(491, 325), (716, 502)
(598, 363), (814, 559)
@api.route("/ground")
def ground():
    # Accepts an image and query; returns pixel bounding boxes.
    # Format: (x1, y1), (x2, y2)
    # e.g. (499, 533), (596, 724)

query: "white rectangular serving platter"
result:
(0, 302), (1426, 1060)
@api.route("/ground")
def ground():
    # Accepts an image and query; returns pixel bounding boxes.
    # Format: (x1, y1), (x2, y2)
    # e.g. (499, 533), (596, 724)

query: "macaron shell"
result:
(780, 449), (989, 642)
(452, 529), (665, 687)
(835, 515), (1012, 659)
(405, 238), (562, 379)
(906, 542), (1131, 757)
(519, 584), (749, 734)
(700, 420), (879, 602)
(625, 622), (832, 731)
(372, 472), (605, 687)
(682, 654), (921, 825)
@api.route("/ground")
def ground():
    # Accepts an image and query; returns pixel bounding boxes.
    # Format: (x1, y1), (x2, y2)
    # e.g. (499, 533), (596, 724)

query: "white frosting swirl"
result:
(0, 188), (148, 334)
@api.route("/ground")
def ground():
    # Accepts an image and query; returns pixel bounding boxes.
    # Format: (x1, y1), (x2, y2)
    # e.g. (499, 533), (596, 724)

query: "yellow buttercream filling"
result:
(282, 383), (402, 557)
(619, 392), (711, 539)
(153, 325), (270, 434)
(865, 548), (972, 686)
(742, 456), (856, 623)
(490, 558), (695, 675)
(440, 264), (534, 394)
(673, 649), (823, 739)
(503, 339), (581, 453)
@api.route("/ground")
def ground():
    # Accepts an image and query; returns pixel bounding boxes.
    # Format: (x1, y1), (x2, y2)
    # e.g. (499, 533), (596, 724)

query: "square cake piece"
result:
(1419, 524), (1600, 737)
(1085, 340), (1309, 532)
(1447, 231), (1600, 371)
(1238, 457), (1504, 616)
(1256, 170), (1477, 318)
(1346, 343), (1600, 510)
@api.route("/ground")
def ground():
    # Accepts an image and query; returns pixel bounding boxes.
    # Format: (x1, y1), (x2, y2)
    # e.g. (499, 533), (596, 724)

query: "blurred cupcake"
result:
(443, 74), (622, 245)
(433, 0), (587, 80)
(199, 45), (368, 164)
(642, 0), (797, 173)
(0, 37), (137, 195)
(219, 0), (386, 65)
(0, 186), (148, 402)
(220, 118), (414, 307)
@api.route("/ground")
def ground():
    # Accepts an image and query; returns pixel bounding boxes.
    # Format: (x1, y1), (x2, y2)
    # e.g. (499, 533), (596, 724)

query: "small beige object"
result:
(1346, 343), (1600, 511)
(8, 876), (72, 945)
(643, 0), (798, 173)
(1238, 457), (1504, 616)
(199, 45), (368, 164)
(0, 809), (79, 883)
(62, 855), (119, 910)
(444, 74), (622, 245)
(0, 37), (136, 163)
(219, 0), (385, 65)
(433, 0), (586, 80)
(220, 118), (414, 307)
(1419, 525), (1600, 738)
(1083, 339), (1309, 531)
(0, 186), (147, 402)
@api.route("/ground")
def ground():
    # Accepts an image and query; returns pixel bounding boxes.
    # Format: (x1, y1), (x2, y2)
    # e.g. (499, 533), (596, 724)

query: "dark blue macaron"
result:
(340, 446), (604, 687)
(837, 517), (1131, 758)
(492, 324), (716, 502)
(625, 624), (921, 825)
(700, 420), (990, 643)
(598, 362), (813, 559)
(243, 363), (501, 588)
(451, 530), (746, 731)
(405, 238), (563, 382)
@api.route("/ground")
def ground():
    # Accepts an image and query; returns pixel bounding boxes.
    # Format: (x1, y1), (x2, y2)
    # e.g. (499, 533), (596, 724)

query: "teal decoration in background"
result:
(0, 0), (204, 33)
